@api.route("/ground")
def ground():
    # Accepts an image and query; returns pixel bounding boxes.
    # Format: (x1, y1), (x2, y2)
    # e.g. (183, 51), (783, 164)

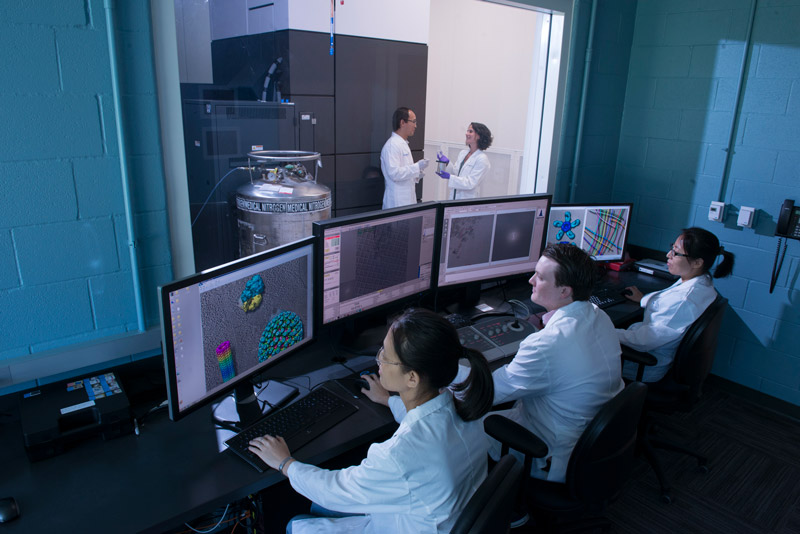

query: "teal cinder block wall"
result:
(2, 0), (799, 408)
(0, 0), (172, 361)
(613, 0), (800, 405)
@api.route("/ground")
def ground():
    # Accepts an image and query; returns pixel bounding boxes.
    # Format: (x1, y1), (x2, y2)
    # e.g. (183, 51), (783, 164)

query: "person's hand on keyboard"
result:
(361, 374), (390, 406)
(248, 435), (294, 475)
(622, 286), (644, 304)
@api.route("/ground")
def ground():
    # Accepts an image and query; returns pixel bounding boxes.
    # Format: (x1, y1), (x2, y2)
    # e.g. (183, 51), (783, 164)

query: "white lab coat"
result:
(489, 300), (623, 482)
(617, 274), (716, 383)
(445, 149), (490, 200)
(286, 391), (489, 534)
(381, 132), (422, 209)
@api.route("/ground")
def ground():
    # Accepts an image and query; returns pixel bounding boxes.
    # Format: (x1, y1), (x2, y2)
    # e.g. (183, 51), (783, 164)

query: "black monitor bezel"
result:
(312, 202), (440, 328)
(547, 203), (633, 262)
(433, 194), (553, 292)
(158, 236), (315, 422)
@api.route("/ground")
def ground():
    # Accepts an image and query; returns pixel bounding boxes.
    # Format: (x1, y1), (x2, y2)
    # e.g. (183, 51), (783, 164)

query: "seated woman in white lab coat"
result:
(248, 308), (494, 534)
(436, 122), (492, 200)
(618, 227), (735, 382)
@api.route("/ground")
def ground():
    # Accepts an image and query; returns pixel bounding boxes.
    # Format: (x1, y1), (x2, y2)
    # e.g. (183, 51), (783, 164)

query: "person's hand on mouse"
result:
(362, 374), (390, 406)
(623, 286), (644, 303)
(248, 434), (294, 473)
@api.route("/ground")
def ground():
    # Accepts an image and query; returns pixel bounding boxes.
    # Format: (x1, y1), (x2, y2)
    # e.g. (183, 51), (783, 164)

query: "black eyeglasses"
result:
(406, 119), (417, 124)
(667, 244), (690, 258)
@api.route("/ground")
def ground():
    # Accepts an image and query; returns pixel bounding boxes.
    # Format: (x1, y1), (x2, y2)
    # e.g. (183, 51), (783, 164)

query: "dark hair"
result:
(541, 243), (599, 301)
(390, 308), (493, 422)
(680, 227), (735, 278)
(392, 107), (411, 131)
(471, 122), (493, 151)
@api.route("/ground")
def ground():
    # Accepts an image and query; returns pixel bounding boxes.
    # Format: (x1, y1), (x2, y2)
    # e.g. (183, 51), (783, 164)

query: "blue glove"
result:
(436, 151), (450, 164)
(436, 171), (450, 179)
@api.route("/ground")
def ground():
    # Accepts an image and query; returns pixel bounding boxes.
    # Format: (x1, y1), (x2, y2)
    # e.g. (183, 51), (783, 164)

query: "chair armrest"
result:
(484, 414), (548, 459)
(621, 345), (657, 382)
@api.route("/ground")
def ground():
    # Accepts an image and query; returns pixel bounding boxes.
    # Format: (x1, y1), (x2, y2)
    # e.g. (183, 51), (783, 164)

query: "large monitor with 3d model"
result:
(546, 203), (632, 261)
(159, 237), (314, 422)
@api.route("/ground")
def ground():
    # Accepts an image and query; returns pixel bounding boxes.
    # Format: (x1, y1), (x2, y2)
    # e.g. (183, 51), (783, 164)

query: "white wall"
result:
(422, 0), (541, 200)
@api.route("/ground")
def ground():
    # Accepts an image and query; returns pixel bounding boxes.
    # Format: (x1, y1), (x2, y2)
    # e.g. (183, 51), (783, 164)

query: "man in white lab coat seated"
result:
(435, 243), (623, 485)
(380, 107), (429, 209)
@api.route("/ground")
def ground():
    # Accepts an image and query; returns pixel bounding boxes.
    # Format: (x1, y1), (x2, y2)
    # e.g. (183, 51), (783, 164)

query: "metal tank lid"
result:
(247, 150), (321, 163)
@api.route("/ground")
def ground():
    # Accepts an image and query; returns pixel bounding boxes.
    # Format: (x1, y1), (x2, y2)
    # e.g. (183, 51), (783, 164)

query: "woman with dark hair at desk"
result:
(618, 227), (735, 382)
(248, 308), (494, 534)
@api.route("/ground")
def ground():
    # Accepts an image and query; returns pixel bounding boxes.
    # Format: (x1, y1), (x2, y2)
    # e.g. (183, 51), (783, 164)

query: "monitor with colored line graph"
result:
(546, 204), (632, 262)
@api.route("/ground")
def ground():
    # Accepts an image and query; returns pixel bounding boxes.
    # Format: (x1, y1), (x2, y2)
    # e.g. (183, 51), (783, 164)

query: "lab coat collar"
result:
(391, 131), (410, 144)
(399, 390), (452, 427)
(544, 299), (588, 326)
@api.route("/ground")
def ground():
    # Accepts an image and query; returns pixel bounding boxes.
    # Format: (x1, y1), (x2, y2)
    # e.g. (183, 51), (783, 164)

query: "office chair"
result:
(622, 293), (728, 503)
(450, 454), (524, 534)
(484, 382), (647, 533)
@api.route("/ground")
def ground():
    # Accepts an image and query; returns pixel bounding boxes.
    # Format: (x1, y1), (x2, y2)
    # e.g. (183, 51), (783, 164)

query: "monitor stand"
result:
(233, 382), (264, 428)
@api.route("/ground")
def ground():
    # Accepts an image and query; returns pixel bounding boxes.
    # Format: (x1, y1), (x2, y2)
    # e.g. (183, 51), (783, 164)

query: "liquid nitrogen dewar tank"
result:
(236, 150), (331, 258)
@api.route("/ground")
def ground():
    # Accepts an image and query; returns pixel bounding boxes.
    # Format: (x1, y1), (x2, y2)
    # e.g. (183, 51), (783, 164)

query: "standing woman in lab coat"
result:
(248, 308), (494, 534)
(617, 227), (735, 382)
(436, 122), (493, 200)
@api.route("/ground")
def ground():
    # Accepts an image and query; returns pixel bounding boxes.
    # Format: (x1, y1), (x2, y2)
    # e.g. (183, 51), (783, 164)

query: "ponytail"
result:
(713, 247), (735, 278)
(450, 348), (494, 422)
(390, 308), (494, 422)
(681, 227), (735, 279)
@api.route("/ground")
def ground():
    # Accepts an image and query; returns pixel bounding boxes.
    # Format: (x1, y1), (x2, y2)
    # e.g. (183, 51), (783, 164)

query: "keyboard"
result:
(589, 288), (628, 309)
(225, 385), (358, 472)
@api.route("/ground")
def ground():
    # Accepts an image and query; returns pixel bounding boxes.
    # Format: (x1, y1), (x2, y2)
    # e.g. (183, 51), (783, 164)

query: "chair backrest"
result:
(565, 382), (648, 507)
(450, 455), (523, 534)
(670, 294), (728, 396)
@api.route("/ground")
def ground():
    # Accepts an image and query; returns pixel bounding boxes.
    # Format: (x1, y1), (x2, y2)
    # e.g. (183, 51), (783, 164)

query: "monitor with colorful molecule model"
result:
(545, 203), (632, 262)
(159, 237), (314, 422)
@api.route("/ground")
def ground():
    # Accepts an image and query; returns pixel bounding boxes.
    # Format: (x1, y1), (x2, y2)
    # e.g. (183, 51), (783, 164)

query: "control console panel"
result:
(457, 314), (538, 362)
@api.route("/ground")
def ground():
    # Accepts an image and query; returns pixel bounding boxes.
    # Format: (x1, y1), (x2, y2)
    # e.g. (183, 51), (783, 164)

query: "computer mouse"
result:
(621, 288), (634, 297)
(0, 496), (20, 523)
(355, 378), (370, 391)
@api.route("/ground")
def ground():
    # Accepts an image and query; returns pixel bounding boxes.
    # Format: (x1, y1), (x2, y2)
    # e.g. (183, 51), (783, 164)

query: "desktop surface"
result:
(0, 345), (396, 534)
(0, 269), (670, 533)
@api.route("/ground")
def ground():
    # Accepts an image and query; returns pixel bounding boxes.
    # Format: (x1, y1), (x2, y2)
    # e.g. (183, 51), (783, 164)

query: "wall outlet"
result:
(709, 201), (725, 222)
(737, 206), (755, 228)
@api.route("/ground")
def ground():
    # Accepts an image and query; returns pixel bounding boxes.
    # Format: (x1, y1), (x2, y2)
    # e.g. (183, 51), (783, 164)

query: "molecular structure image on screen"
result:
(582, 208), (628, 257)
(552, 211), (581, 241)
(239, 275), (265, 312)
(258, 311), (304, 362)
(216, 341), (235, 382)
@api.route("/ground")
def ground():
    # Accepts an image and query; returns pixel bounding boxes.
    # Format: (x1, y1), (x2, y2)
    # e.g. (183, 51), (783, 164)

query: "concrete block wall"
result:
(0, 2), (172, 371)
(615, 0), (800, 406)
(555, 0), (637, 203)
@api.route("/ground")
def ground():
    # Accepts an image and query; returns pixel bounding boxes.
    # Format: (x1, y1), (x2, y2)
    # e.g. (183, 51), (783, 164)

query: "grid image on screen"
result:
(319, 207), (437, 324)
(160, 240), (314, 420)
(438, 196), (550, 287)
(546, 204), (631, 261)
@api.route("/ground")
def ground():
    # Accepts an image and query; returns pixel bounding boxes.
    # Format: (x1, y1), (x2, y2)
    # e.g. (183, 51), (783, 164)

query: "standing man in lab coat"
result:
(381, 107), (429, 209)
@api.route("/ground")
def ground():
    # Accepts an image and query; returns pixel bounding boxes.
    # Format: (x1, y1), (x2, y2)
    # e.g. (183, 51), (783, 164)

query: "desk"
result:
(0, 270), (670, 533)
(481, 269), (673, 328)
(0, 343), (396, 533)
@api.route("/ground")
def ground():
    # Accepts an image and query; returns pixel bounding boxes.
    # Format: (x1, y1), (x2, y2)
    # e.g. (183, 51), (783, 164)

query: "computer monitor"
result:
(436, 195), (551, 290)
(546, 203), (632, 261)
(159, 237), (314, 422)
(313, 203), (438, 327)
